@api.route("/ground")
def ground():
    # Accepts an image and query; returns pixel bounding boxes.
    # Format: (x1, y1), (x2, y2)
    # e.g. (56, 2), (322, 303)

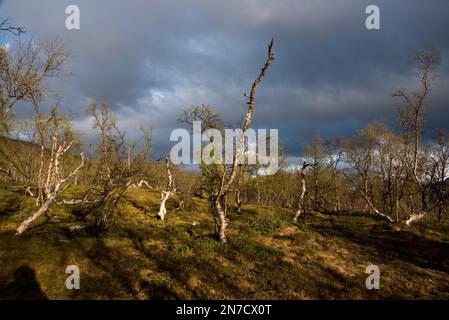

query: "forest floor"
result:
(0, 185), (449, 299)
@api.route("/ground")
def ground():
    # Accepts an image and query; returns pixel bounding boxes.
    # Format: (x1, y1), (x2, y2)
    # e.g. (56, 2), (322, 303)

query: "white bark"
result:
(359, 171), (395, 223)
(16, 150), (84, 235)
(404, 212), (428, 226)
(158, 158), (174, 220)
(137, 179), (152, 189)
(158, 190), (171, 220)
(25, 187), (34, 197)
(212, 196), (227, 242)
(360, 189), (395, 223)
(174, 200), (184, 211)
(56, 199), (98, 205)
(69, 224), (86, 232)
(212, 39), (274, 242)
(16, 193), (56, 235)
(294, 162), (309, 222)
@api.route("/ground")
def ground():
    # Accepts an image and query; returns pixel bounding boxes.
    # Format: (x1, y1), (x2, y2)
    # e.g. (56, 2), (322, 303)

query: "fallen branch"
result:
(56, 199), (99, 205)
(137, 179), (152, 189)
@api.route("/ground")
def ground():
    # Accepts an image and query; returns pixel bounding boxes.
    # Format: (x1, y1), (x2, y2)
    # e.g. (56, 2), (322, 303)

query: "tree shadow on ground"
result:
(309, 220), (449, 274)
(65, 227), (180, 299)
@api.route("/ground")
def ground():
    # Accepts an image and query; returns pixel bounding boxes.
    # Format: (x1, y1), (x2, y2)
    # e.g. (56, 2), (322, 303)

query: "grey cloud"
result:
(1, 0), (448, 159)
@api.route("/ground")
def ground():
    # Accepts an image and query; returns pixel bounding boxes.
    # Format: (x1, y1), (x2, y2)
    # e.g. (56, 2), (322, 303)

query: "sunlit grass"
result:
(1, 185), (449, 299)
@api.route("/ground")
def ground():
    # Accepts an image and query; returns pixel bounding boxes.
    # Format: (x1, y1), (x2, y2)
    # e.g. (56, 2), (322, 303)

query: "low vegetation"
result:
(1, 186), (449, 299)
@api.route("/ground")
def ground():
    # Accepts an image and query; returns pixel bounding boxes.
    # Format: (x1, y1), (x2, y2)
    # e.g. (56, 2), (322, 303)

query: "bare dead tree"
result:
(211, 39), (274, 242)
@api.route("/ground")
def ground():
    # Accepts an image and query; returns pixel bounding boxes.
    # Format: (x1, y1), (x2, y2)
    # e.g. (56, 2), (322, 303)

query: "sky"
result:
(1, 0), (449, 163)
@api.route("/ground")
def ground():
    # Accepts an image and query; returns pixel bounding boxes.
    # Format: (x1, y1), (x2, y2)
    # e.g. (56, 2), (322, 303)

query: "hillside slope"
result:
(0, 186), (449, 299)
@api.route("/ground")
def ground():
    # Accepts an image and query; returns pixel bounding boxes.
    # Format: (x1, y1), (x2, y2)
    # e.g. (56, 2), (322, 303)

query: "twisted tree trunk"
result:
(16, 147), (84, 235)
(158, 158), (174, 220)
(294, 162), (308, 222)
(212, 39), (274, 242)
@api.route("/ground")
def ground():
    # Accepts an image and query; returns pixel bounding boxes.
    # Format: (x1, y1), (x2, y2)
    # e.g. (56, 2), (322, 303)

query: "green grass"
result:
(1, 185), (449, 299)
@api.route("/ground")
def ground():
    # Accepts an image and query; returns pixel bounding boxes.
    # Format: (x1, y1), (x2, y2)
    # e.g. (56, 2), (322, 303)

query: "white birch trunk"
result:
(211, 39), (274, 242)
(158, 158), (174, 220)
(158, 190), (171, 220)
(137, 179), (152, 189)
(404, 212), (428, 226)
(213, 195), (227, 243)
(293, 172), (307, 222)
(16, 193), (56, 235)
(16, 150), (84, 235)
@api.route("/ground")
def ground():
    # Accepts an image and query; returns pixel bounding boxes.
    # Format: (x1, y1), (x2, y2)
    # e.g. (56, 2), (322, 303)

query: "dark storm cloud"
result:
(1, 0), (449, 159)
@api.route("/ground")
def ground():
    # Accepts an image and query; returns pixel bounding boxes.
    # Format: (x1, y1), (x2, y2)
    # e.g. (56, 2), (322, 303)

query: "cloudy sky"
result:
(1, 0), (449, 162)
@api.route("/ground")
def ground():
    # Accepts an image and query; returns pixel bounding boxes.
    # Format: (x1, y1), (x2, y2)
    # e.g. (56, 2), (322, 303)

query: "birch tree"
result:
(211, 39), (274, 242)
(0, 38), (69, 124)
(16, 107), (84, 234)
(304, 133), (325, 211)
(86, 100), (151, 232)
(293, 161), (311, 222)
(344, 123), (396, 222)
(393, 50), (441, 225)
(158, 157), (175, 220)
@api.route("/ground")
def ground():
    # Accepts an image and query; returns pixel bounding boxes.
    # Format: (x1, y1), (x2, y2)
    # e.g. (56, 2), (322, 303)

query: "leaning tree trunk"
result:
(211, 39), (274, 243)
(359, 174), (394, 223)
(158, 158), (174, 220)
(16, 193), (57, 235)
(16, 142), (84, 235)
(294, 162), (308, 222)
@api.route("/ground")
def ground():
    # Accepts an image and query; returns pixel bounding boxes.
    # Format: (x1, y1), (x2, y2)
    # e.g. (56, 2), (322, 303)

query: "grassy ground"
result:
(0, 185), (449, 299)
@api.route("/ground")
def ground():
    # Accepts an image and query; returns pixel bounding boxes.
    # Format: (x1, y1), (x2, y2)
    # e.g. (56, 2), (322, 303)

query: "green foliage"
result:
(1, 186), (449, 299)
(231, 237), (280, 260)
(241, 208), (284, 236)
(170, 242), (194, 258)
(194, 237), (226, 255)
